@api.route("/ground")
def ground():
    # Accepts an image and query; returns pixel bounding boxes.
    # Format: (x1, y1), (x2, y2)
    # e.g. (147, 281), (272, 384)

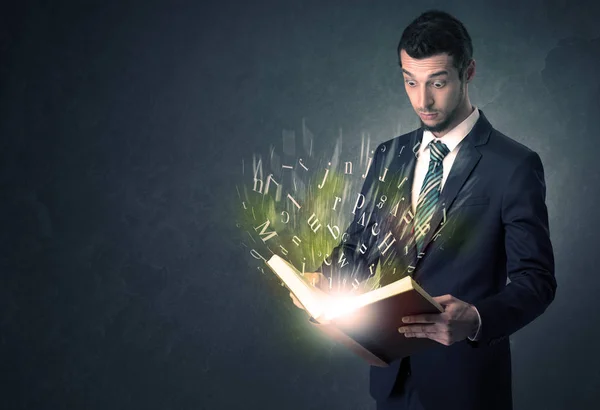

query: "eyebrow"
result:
(402, 69), (449, 78)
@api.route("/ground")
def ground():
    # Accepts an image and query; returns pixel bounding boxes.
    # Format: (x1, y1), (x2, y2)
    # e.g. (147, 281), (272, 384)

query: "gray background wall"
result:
(1, 0), (599, 409)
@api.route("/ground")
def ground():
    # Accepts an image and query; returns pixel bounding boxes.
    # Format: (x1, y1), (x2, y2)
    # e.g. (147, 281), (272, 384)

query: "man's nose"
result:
(418, 86), (434, 109)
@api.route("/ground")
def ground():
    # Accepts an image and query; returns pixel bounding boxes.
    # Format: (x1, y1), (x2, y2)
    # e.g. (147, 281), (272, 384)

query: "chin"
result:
(421, 115), (443, 124)
(422, 116), (452, 133)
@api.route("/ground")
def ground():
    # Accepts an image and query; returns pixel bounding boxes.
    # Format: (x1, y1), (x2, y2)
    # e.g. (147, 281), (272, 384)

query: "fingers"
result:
(398, 324), (436, 335)
(304, 271), (329, 291)
(399, 325), (455, 346)
(305, 272), (324, 284)
(402, 314), (440, 324)
(433, 294), (454, 305)
(306, 273), (320, 287)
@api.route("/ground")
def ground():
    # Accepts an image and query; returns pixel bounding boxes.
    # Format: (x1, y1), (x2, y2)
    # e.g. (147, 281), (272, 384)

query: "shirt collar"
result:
(420, 105), (480, 154)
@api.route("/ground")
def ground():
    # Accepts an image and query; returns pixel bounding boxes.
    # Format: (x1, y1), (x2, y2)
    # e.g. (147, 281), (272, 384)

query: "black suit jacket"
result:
(320, 109), (557, 410)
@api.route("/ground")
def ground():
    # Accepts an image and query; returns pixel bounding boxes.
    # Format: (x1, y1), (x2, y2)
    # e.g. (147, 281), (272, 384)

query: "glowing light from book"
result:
(322, 296), (359, 321)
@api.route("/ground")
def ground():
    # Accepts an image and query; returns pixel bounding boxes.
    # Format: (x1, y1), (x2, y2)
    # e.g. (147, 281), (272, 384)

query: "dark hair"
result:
(397, 10), (473, 80)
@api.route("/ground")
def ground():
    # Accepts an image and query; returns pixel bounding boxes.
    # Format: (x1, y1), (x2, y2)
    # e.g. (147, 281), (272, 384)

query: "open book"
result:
(267, 255), (444, 367)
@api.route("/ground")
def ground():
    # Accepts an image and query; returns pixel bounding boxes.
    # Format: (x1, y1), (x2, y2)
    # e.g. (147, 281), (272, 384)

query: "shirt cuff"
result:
(467, 305), (482, 341)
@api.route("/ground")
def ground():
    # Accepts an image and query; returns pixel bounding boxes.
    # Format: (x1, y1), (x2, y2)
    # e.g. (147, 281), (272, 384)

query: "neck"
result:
(431, 100), (474, 139)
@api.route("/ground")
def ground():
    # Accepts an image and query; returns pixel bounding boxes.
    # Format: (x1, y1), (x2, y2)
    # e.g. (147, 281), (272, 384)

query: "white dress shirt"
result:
(411, 105), (482, 341)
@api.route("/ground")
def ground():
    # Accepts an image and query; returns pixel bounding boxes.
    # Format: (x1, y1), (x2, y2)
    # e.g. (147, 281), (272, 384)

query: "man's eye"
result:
(433, 82), (445, 88)
(405, 80), (415, 86)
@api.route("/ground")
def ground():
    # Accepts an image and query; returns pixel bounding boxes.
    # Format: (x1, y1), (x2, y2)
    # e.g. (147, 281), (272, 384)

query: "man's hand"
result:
(397, 294), (479, 346)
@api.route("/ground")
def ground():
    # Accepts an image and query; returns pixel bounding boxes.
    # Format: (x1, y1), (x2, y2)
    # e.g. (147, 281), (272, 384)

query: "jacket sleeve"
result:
(317, 144), (387, 289)
(468, 151), (557, 348)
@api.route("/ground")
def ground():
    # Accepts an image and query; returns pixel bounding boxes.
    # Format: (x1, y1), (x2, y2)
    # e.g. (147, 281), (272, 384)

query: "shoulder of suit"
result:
(484, 128), (542, 167)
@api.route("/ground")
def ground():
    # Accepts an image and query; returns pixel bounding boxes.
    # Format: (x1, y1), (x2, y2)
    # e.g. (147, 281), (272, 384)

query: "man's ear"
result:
(465, 59), (476, 83)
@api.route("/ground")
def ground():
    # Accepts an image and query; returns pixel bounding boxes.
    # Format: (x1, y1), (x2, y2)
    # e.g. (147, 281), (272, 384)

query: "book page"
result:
(267, 255), (443, 322)
(266, 255), (330, 319)
(322, 277), (412, 320)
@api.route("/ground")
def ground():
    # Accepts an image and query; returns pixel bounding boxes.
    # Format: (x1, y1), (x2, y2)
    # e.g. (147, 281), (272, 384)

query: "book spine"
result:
(308, 317), (389, 367)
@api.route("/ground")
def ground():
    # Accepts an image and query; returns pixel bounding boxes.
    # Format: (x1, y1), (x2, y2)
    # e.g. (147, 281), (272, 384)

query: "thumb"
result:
(305, 272), (323, 285)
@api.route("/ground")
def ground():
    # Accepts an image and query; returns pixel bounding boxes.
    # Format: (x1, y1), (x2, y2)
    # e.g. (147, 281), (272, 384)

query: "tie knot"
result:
(428, 140), (450, 164)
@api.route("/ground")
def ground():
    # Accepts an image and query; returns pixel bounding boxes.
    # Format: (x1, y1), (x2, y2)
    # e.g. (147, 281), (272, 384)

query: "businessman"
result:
(291, 9), (557, 410)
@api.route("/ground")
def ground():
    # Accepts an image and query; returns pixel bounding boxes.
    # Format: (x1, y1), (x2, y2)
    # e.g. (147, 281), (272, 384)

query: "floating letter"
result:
(307, 213), (322, 233)
(377, 231), (396, 256)
(412, 142), (421, 158)
(264, 174), (282, 200)
(253, 178), (264, 193)
(332, 196), (342, 211)
(254, 220), (278, 242)
(390, 201), (400, 217)
(338, 252), (349, 268)
(327, 224), (340, 240)
(357, 212), (366, 227)
(344, 161), (353, 175)
(397, 176), (408, 189)
(318, 162), (330, 189)
(368, 264), (376, 278)
(361, 156), (373, 179)
(287, 193), (302, 209)
(401, 208), (415, 225)
(250, 249), (266, 261)
(414, 222), (430, 240)
(299, 158), (309, 171)
(378, 168), (388, 182)
(352, 193), (365, 215)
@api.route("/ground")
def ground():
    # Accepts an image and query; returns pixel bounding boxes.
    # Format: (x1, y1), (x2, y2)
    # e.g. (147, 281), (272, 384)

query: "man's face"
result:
(400, 49), (466, 134)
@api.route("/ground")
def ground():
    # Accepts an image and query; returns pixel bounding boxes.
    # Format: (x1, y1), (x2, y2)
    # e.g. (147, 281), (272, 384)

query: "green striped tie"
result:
(414, 140), (450, 254)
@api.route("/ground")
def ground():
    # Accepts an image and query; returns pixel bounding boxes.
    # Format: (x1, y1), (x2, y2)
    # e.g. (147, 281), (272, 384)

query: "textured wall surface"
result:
(1, 1), (599, 409)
